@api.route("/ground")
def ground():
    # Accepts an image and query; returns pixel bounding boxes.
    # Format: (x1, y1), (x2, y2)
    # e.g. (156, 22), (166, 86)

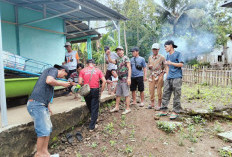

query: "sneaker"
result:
(110, 108), (119, 113)
(89, 124), (98, 132)
(122, 109), (131, 115)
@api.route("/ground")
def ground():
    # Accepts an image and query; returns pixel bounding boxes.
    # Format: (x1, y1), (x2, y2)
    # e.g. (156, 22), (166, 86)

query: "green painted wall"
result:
(0, 2), (66, 65)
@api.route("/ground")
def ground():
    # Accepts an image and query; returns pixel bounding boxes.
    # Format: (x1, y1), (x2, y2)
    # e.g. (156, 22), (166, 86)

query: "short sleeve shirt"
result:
(116, 56), (130, 83)
(29, 68), (58, 106)
(65, 51), (79, 70)
(148, 54), (166, 72)
(105, 52), (118, 70)
(79, 67), (104, 88)
(130, 56), (146, 78)
(166, 51), (184, 79)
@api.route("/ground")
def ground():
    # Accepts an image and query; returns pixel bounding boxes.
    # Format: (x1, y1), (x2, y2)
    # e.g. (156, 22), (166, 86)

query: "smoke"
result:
(158, 31), (216, 62)
(155, 0), (217, 62)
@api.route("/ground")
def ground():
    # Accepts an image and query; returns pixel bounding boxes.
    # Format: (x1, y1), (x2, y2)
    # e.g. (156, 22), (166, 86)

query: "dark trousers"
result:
(84, 88), (100, 130)
(67, 69), (76, 92)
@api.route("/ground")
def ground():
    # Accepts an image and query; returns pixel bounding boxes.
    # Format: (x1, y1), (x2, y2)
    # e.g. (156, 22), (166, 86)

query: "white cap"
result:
(151, 43), (160, 49)
(64, 42), (71, 47)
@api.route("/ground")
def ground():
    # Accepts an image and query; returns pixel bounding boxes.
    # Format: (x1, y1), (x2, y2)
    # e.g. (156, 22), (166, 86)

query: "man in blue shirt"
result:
(130, 47), (147, 107)
(158, 40), (184, 119)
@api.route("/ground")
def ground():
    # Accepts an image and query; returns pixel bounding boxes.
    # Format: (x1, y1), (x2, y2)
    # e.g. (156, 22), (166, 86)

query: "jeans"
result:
(27, 100), (52, 137)
(84, 88), (100, 130)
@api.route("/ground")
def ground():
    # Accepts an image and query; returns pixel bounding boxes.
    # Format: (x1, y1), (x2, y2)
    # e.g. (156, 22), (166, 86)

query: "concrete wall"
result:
(0, 95), (115, 157)
(0, 2), (66, 65)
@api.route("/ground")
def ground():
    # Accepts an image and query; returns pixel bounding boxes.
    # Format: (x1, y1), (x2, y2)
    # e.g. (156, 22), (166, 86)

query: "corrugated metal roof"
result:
(66, 20), (101, 43)
(2, 0), (128, 21)
(221, 1), (232, 8)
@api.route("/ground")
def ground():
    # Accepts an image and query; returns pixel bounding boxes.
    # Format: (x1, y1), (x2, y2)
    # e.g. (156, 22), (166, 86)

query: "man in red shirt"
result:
(79, 59), (106, 131)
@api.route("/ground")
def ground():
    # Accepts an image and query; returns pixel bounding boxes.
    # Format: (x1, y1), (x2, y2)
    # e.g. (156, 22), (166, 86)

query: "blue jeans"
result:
(84, 88), (100, 130)
(27, 100), (52, 137)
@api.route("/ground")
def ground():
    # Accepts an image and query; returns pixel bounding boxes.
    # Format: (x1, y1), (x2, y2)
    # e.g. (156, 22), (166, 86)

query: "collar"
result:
(153, 54), (159, 59)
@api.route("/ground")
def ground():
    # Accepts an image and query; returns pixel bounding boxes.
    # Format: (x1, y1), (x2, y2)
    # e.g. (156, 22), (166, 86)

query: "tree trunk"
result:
(137, 26), (139, 46)
(124, 22), (128, 56)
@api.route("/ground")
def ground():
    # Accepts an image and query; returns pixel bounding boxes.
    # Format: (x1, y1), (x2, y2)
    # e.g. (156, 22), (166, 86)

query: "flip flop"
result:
(139, 103), (144, 107)
(65, 133), (73, 144)
(155, 106), (161, 111)
(50, 154), (59, 157)
(170, 114), (179, 120)
(75, 132), (83, 142)
(110, 108), (119, 113)
(147, 105), (154, 109)
(156, 111), (168, 117)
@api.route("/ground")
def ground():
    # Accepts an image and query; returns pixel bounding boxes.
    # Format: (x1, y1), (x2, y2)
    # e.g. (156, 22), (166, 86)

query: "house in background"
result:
(197, 35), (232, 66)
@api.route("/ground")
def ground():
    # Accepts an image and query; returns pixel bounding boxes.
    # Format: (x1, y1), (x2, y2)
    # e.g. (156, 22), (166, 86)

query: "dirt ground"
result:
(49, 83), (232, 157)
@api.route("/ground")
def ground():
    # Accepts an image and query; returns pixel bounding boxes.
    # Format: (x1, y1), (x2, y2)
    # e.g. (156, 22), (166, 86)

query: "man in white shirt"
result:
(104, 46), (119, 94)
(63, 42), (80, 77)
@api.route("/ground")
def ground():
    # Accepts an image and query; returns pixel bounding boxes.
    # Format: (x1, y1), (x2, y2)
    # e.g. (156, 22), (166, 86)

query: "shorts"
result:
(27, 100), (52, 137)
(116, 82), (130, 97)
(130, 76), (144, 91)
(105, 70), (112, 80)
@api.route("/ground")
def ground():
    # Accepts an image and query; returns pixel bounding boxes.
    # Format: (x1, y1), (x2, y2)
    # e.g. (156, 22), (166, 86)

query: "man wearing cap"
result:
(130, 47), (147, 107)
(148, 43), (166, 110)
(157, 40), (184, 120)
(79, 59), (106, 132)
(106, 46), (132, 115)
(104, 46), (119, 94)
(27, 65), (71, 157)
(63, 42), (80, 77)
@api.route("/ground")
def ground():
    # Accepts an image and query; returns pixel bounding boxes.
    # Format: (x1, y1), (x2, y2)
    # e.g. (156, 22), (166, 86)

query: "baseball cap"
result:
(87, 59), (95, 64)
(54, 64), (69, 73)
(115, 46), (124, 51)
(104, 46), (110, 52)
(164, 40), (178, 48)
(151, 43), (160, 49)
(130, 47), (139, 52)
(64, 42), (71, 47)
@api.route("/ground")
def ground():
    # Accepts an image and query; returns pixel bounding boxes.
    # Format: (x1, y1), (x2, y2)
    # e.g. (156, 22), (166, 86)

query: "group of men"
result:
(104, 40), (184, 119)
(27, 40), (184, 157)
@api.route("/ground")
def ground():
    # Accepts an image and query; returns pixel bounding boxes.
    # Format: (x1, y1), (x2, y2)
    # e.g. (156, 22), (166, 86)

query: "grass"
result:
(213, 121), (224, 134)
(101, 146), (107, 153)
(182, 84), (232, 110)
(125, 145), (133, 154)
(91, 142), (98, 148)
(219, 149), (232, 157)
(110, 140), (116, 147)
(157, 121), (181, 134)
(104, 122), (115, 134)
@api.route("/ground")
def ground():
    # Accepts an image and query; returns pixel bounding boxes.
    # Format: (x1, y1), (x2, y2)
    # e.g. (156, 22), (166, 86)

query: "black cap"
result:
(54, 64), (69, 73)
(104, 46), (110, 52)
(87, 59), (95, 64)
(130, 47), (139, 52)
(164, 40), (178, 48)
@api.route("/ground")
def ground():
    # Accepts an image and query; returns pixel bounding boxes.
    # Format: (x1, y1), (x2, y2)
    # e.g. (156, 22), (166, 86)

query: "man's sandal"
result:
(147, 105), (154, 109)
(170, 114), (179, 120)
(110, 108), (119, 113)
(156, 111), (168, 117)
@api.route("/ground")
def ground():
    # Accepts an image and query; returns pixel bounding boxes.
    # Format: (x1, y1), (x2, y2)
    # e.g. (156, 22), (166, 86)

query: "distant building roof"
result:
(221, 1), (232, 8)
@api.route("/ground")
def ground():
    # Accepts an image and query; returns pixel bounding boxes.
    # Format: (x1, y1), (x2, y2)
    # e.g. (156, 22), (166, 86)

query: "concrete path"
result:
(0, 91), (115, 132)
